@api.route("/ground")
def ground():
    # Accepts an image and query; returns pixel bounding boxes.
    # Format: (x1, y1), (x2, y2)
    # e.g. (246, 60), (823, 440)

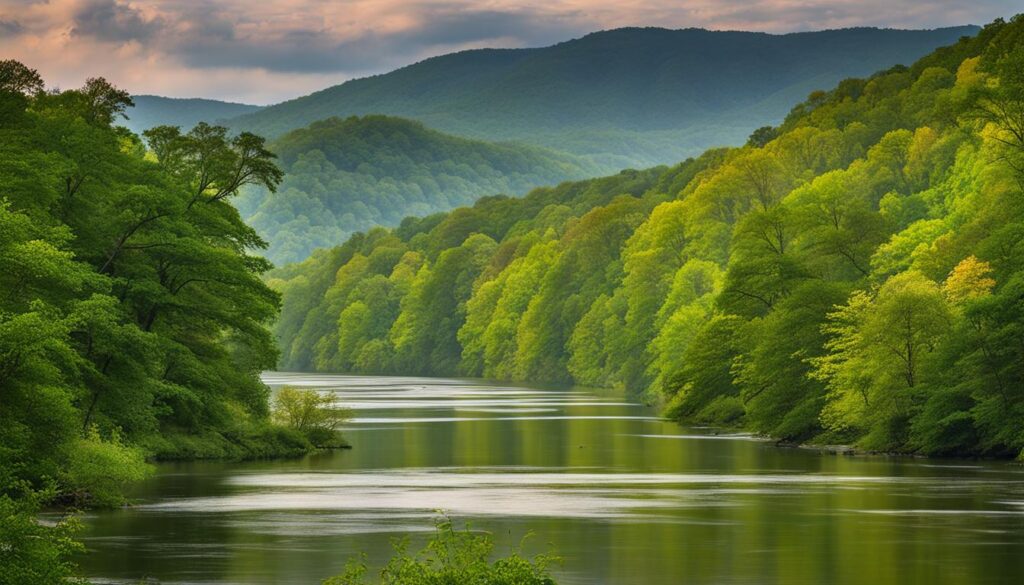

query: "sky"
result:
(0, 0), (1018, 104)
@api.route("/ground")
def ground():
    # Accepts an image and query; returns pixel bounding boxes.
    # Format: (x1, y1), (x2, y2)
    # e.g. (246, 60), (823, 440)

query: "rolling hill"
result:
(226, 25), (979, 170)
(123, 95), (262, 136)
(236, 115), (597, 264)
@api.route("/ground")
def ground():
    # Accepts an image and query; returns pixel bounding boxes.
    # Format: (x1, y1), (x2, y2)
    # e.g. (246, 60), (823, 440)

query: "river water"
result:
(79, 373), (1024, 584)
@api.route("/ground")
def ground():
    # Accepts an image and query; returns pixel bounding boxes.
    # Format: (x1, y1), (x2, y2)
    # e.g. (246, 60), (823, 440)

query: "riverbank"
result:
(683, 420), (1024, 462)
(146, 425), (348, 462)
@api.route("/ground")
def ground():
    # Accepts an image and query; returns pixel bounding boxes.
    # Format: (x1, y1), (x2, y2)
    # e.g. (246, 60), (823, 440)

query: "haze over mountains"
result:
(122, 24), (981, 265)
(123, 96), (262, 136)
(223, 25), (978, 169)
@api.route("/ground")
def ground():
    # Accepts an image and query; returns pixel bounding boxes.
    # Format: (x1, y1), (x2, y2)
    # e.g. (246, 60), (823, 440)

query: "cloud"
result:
(401, 7), (589, 47)
(71, 0), (161, 42)
(160, 3), (593, 74)
(0, 0), (1016, 103)
(0, 18), (22, 34)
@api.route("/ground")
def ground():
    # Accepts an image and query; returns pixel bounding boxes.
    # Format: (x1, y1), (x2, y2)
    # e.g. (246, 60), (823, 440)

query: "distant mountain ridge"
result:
(235, 115), (597, 264)
(123, 95), (262, 136)
(225, 25), (979, 170)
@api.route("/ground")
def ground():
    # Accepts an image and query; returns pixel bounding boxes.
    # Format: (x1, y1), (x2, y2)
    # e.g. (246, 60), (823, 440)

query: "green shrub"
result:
(272, 387), (351, 448)
(0, 489), (87, 585)
(62, 428), (152, 508)
(324, 516), (558, 585)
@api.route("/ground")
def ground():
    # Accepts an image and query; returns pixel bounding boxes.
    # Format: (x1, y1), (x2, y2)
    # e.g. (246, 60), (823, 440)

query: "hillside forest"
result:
(271, 16), (1024, 457)
(236, 116), (597, 264)
(228, 26), (976, 170)
(121, 27), (975, 268)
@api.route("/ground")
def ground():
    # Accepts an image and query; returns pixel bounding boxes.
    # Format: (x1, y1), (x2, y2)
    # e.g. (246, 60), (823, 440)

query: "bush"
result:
(324, 516), (558, 585)
(0, 489), (87, 585)
(62, 428), (152, 508)
(272, 387), (351, 448)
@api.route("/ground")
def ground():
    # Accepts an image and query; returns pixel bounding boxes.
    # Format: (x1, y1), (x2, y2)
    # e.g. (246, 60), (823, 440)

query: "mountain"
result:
(269, 15), (1024, 457)
(122, 95), (262, 135)
(227, 25), (979, 170)
(237, 115), (597, 265)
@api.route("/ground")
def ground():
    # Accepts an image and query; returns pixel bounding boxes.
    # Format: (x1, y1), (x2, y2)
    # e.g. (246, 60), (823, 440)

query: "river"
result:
(78, 372), (1024, 584)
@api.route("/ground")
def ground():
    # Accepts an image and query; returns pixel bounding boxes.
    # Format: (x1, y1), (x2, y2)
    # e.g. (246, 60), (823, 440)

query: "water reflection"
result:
(78, 373), (1024, 584)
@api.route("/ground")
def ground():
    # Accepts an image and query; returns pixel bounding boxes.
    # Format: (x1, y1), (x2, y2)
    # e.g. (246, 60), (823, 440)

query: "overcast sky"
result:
(0, 0), (1017, 104)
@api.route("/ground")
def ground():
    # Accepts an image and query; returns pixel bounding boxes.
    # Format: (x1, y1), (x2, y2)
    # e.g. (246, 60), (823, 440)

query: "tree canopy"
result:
(235, 115), (597, 264)
(273, 15), (1024, 457)
(0, 61), (329, 566)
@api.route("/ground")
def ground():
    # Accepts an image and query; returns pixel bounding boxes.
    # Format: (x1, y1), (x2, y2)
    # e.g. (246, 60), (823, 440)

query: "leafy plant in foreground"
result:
(0, 488), (86, 585)
(324, 517), (558, 585)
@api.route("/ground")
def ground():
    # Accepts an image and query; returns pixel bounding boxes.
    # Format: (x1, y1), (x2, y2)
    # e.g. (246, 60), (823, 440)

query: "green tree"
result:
(1, 61), (297, 518)
(736, 281), (851, 440)
(662, 315), (750, 424)
(272, 387), (350, 443)
(813, 271), (951, 448)
(391, 234), (498, 374)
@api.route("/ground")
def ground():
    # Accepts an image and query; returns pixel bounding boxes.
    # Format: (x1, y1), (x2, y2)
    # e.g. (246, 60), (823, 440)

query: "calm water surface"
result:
(79, 373), (1024, 584)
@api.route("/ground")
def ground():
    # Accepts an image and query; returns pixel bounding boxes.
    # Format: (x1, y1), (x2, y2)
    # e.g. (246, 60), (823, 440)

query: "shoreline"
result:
(269, 369), (1023, 463)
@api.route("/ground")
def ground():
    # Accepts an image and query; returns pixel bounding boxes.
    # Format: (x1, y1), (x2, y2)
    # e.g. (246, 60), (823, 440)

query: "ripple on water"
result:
(625, 433), (767, 441)
(335, 399), (632, 410)
(136, 469), (986, 524)
(221, 511), (439, 536)
(83, 373), (1024, 585)
(349, 415), (662, 423)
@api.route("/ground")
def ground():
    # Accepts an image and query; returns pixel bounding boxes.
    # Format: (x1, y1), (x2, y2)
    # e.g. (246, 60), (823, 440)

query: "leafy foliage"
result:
(276, 16), (1024, 457)
(0, 490), (87, 585)
(0, 62), (311, 582)
(0, 61), (302, 515)
(323, 517), (558, 585)
(62, 428), (152, 508)
(272, 387), (351, 447)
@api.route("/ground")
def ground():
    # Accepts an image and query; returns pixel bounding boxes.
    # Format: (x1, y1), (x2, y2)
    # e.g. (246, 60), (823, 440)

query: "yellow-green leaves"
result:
(814, 272), (951, 448)
(944, 255), (996, 305)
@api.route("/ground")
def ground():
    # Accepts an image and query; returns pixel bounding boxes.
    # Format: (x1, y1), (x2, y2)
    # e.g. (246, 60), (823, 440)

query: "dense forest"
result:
(236, 116), (596, 264)
(272, 16), (1024, 457)
(0, 62), (324, 581)
(227, 26), (976, 170)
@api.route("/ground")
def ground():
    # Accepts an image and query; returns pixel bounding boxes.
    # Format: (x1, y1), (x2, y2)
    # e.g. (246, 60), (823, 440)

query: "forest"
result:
(0, 61), (332, 582)
(236, 115), (595, 264)
(4, 10), (1024, 585)
(272, 15), (1024, 458)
